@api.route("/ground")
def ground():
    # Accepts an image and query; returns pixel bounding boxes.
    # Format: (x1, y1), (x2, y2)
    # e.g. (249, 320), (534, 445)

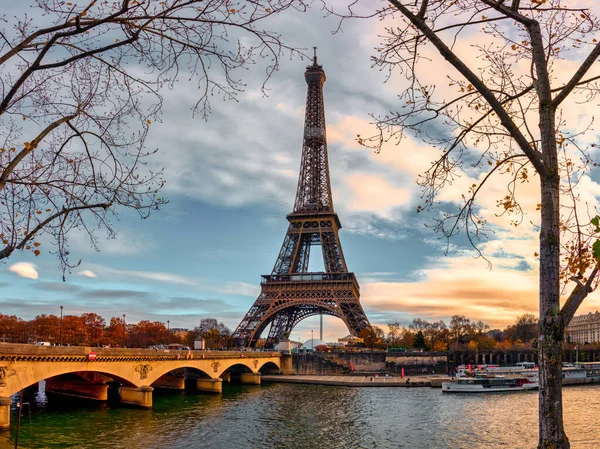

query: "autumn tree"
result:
(335, 1), (600, 446)
(30, 314), (59, 342)
(359, 325), (385, 349)
(106, 316), (127, 346)
(0, 314), (27, 343)
(504, 313), (539, 342)
(81, 312), (105, 342)
(62, 315), (87, 345)
(449, 315), (473, 344)
(387, 322), (402, 347)
(128, 320), (169, 347)
(0, 0), (304, 274)
(413, 330), (426, 350)
(189, 318), (232, 349)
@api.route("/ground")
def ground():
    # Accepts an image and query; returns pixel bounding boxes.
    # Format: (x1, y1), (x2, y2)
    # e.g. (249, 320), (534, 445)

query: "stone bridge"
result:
(0, 344), (291, 429)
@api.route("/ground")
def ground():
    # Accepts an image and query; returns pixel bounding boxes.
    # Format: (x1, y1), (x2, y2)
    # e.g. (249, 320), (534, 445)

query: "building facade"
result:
(567, 311), (600, 344)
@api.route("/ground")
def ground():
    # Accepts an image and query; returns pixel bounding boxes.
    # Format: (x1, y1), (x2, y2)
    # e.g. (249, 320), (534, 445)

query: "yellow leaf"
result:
(147, 119), (151, 124)
(34, 242), (40, 247)
(24, 142), (31, 149)
(25, 245), (30, 250)
(534, 252), (539, 257)
(34, 250), (40, 257)
(46, 209), (51, 212)
(36, 210), (42, 214)
(230, 8), (236, 13)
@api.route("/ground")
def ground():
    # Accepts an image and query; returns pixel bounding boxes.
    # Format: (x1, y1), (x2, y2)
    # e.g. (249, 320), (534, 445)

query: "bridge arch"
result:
(4, 364), (140, 397)
(258, 361), (280, 374)
(145, 364), (214, 386)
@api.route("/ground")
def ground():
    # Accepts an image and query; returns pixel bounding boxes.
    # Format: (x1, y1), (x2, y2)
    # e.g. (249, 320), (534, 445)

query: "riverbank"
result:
(262, 374), (600, 388)
(261, 374), (433, 387)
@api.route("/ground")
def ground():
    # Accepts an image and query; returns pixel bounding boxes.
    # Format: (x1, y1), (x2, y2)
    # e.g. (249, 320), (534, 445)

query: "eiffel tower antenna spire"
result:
(233, 56), (370, 349)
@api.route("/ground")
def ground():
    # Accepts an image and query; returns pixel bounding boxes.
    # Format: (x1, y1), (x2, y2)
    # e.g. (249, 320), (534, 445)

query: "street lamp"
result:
(59, 305), (63, 346)
(167, 320), (170, 345)
(311, 329), (314, 350)
(122, 314), (126, 348)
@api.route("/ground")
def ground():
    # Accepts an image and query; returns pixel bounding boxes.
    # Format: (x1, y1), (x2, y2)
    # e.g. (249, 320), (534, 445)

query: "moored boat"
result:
(442, 376), (538, 393)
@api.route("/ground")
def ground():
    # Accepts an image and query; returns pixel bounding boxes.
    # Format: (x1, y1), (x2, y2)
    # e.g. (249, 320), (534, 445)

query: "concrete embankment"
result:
(262, 375), (431, 387)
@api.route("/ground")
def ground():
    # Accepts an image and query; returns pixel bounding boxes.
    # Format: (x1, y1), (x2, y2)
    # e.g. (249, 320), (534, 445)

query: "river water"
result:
(1, 382), (599, 449)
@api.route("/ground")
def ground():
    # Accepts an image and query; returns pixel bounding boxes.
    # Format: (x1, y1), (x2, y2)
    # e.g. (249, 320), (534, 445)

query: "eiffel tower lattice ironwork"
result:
(233, 50), (370, 348)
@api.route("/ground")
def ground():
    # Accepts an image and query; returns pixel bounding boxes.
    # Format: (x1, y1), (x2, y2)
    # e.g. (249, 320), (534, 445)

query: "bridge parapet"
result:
(0, 343), (278, 361)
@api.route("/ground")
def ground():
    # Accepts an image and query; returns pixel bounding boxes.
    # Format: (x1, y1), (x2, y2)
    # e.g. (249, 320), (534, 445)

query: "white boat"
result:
(442, 376), (538, 393)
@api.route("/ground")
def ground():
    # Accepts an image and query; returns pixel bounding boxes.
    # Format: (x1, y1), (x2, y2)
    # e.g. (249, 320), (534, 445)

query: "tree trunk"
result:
(538, 103), (567, 448)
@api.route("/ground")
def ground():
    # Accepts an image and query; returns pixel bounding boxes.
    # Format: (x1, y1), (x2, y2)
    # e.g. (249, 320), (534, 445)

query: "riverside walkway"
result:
(262, 374), (435, 387)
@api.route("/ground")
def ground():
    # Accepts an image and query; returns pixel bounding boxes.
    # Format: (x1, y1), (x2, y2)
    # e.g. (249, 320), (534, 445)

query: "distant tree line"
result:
(359, 314), (542, 351)
(0, 314), (230, 349)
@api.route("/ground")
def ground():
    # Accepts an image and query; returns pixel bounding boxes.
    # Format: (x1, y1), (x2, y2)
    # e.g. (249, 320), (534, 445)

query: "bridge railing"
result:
(0, 343), (281, 359)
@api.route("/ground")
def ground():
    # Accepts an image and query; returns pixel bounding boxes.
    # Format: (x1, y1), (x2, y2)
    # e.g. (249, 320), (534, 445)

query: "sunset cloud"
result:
(8, 263), (39, 280)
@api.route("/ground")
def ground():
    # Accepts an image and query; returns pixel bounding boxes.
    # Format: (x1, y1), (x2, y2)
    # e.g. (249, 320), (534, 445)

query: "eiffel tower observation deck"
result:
(233, 50), (370, 348)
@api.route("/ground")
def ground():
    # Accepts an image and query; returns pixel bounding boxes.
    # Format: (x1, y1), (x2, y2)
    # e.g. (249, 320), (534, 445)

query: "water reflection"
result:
(1, 383), (599, 449)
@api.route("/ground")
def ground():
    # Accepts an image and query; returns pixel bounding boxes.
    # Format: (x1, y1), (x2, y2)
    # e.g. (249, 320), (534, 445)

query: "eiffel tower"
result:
(233, 50), (370, 348)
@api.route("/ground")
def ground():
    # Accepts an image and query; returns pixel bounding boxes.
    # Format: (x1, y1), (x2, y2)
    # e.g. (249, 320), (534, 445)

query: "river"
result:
(1, 382), (599, 449)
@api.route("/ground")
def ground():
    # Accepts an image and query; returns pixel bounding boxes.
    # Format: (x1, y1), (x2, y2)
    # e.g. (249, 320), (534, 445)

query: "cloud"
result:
(344, 174), (411, 217)
(209, 282), (259, 297)
(34, 282), (81, 292)
(157, 297), (235, 314)
(360, 252), (541, 329)
(78, 270), (97, 278)
(68, 227), (157, 257)
(8, 263), (38, 280)
(82, 264), (198, 286)
(80, 289), (150, 300)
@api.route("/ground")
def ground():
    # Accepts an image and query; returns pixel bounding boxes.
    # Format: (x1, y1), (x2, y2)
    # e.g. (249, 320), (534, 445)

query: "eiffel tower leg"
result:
(265, 312), (293, 349)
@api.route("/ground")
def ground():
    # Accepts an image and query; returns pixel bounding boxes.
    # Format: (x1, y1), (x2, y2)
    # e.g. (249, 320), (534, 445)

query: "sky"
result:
(2, 1), (600, 343)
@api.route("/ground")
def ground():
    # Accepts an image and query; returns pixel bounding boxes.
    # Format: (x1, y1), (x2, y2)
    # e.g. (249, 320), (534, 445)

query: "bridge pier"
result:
(219, 372), (231, 383)
(280, 354), (293, 375)
(120, 386), (153, 408)
(240, 372), (261, 385)
(152, 375), (185, 390)
(196, 378), (222, 393)
(0, 397), (11, 430)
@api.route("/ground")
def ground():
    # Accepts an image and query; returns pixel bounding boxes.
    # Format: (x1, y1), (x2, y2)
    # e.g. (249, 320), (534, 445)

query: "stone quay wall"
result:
(289, 348), (600, 376)
(291, 352), (445, 375)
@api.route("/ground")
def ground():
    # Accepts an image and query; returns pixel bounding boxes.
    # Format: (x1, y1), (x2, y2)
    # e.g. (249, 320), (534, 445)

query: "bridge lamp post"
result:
(311, 329), (314, 350)
(167, 320), (170, 345)
(59, 305), (63, 346)
(122, 314), (126, 348)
